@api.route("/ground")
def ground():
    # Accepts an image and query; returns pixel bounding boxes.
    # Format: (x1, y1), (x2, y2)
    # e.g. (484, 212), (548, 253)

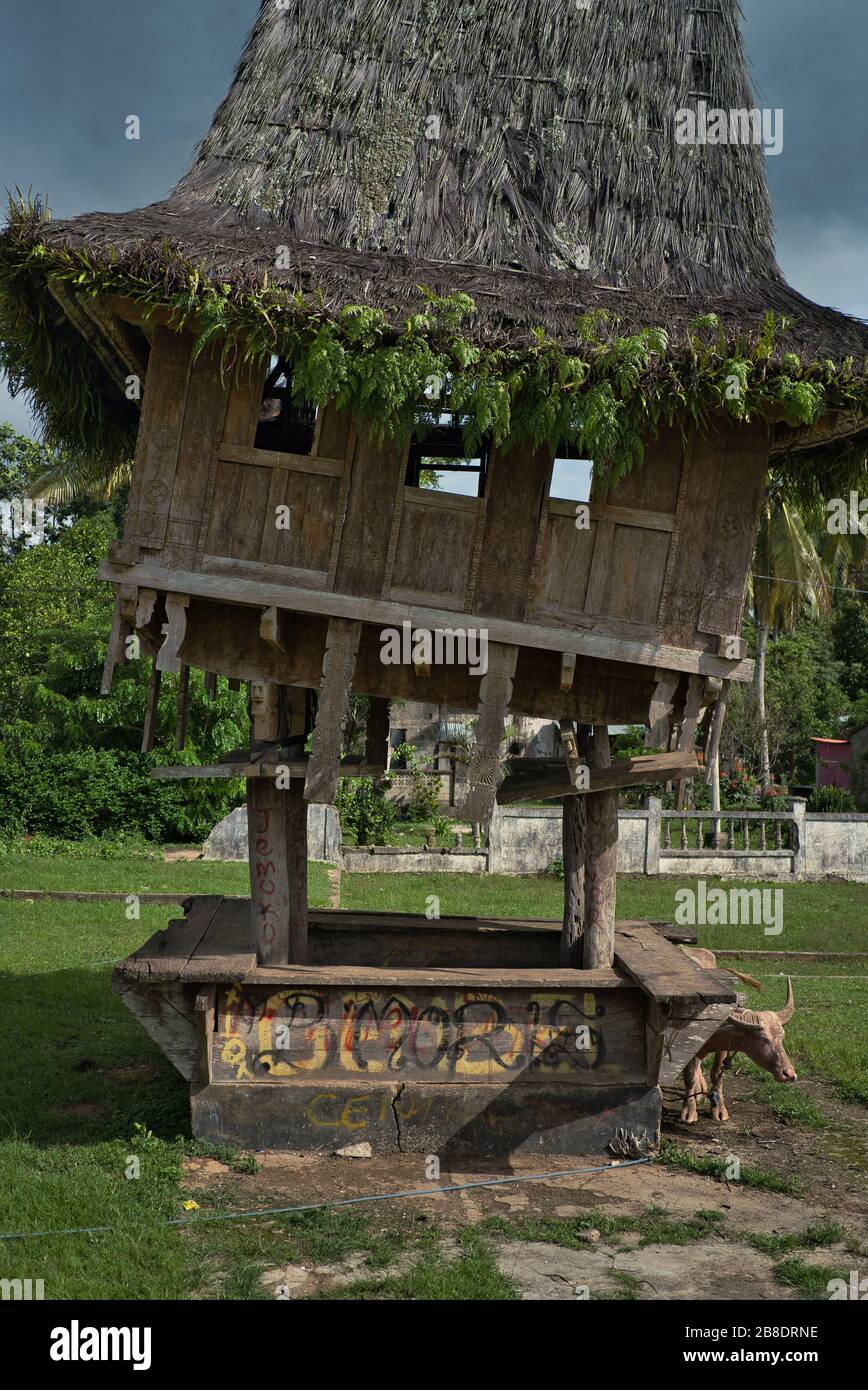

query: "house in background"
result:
(387, 702), (557, 807)
(810, 737), (852, 793)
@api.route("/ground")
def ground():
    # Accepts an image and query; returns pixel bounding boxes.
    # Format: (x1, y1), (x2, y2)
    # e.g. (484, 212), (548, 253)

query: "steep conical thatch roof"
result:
(2, 0), (868, 475)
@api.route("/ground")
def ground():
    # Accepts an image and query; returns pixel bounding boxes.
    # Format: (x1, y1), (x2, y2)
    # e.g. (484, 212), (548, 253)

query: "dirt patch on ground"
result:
(180, 1069), (866, 1299)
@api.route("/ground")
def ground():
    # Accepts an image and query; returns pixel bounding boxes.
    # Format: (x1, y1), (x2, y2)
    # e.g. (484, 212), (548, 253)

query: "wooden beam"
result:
(141, 664), (162, 753)
(365, 697), (390, 771)
(646, 668), (679, 748)
(155, 593), (189, 674)
(461, 642), (518, 824)
(246, 777), (308, 965)
(497, 750), (700, 804)
(582, 725), (618, 970)
(704, 679), (730, 787)
(100, 560), (757, 683)
(305, 618), (361, 804)
(561, 789), (585, 967)
(175, 665), (190, 751)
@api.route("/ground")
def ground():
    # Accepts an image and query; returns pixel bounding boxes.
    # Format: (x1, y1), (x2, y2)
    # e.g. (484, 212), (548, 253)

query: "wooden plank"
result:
(218, 444), (345, 477)
(211, 980), (647, 1086)
(561, 792), (585, 966)
(305, 618), (362, 804)
(162, 347), (231, 570)
(461, 642), (518, 823)
(547, 499), (677, 532)
(697, 423), (769, 639)
(124, 328), (194, 549)
(247, 777), (309, 965)
(582, 726), (618, 969)
(471, 442), (554, 620)
(614, 923), (736, 1006)
(583, 519), (615, 615)
(180, 902), (256, 981)
(101, 560), (757, 682)
(112, 977), (200, 1079)
(497, 750), (699, 803)
(117, 897), (224, 979)
(332, 427), (408, 597)
(222, 362), (269, 448)
(677, 673), (704, 753)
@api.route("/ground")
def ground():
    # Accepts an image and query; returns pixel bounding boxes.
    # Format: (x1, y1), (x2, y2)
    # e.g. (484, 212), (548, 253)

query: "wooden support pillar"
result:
(246, 776), (308, 965)
(365, 697), (390, 770)
(461, 642), (518, 825)
(582, 724), (618, 969)
(561, 793), (585, 966)
(306, 618), (362, 804)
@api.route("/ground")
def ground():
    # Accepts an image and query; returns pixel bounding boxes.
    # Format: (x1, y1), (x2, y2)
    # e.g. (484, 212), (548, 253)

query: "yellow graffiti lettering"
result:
(339, 1094), (371, 1130)
(306, 1092), (341, 1127)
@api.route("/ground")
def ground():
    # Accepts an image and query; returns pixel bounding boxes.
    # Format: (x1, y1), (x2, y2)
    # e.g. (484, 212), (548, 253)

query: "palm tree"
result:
(748, 461), (867, 788)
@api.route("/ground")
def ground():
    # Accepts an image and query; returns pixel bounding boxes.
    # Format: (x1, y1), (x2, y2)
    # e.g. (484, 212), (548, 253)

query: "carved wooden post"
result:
(561, 793), (585, 965)
(583, 724), (618, 969)
(246, 775), (308, 965)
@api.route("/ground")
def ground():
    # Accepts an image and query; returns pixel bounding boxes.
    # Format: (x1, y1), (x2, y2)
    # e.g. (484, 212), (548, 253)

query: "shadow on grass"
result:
(0, 966), (189, 1147)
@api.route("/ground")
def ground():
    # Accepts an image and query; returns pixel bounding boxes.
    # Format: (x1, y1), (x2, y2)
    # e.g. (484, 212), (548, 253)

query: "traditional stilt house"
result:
(3, 0), (867, 1153)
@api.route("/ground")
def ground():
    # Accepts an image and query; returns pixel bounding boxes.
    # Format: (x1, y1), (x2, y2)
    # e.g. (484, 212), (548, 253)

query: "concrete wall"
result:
(805, 813), (868, 882)
(204, 801), (868, 882)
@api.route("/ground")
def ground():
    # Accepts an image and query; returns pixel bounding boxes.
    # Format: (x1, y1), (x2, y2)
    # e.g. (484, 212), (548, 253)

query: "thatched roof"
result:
(2, 0), (868, 471)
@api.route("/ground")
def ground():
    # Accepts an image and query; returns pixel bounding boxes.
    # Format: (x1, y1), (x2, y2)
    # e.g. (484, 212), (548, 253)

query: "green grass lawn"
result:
(0, 854), (864, 1298)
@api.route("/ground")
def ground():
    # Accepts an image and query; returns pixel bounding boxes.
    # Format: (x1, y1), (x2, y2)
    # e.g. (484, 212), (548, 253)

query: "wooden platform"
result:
(113, 901), (735, 1156)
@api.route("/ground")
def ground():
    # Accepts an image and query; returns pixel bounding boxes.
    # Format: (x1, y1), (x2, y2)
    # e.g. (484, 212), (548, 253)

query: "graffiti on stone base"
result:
(214, 985), (614, 1081)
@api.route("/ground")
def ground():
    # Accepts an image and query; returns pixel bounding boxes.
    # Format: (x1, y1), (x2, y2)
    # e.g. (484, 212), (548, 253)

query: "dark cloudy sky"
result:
(1, 0), (866, 435)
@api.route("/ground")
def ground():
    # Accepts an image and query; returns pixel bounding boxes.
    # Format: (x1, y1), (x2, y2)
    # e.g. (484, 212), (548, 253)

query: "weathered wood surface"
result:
(116, 899), (710, 1001)
(101, 560), (756, 683)
(561, 792), (585, 966)
(615, 923), (736, 1007)
(497, 750), (699, 803)
(247, 777), (308, 965)
(120, 896), (224, 979)
(582, 726), (618, 970)
(332, 427), (408, 597)
(472, 442), (553, 620)
(305, 617), (362, 804)
(162, 348), (230, 571)
(112, 976), (200, 1080)
(191, 1078), (661, 1156)
(461, 641), (518, 823)
(122, 328), (194, 550)
(211, 980), (646, 1086)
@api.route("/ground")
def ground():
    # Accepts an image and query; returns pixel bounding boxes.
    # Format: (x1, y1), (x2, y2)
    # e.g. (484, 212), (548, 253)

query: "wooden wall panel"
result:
(332, 428), (409, 597)
(124, 328), (194, 550)
(603, 423), (685, 513)
(472, 443), (554, 620)
(389, 492), (479, 607)
(259, 470), (339, 573)
(663, 420), (769, 646)
(535, 512), (596, 616)
(162, 348), (230, 571)
(204, 460), (273, 560)
(605, 525), (671, 626)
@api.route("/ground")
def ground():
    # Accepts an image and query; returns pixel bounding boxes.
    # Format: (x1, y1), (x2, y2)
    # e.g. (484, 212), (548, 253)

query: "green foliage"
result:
(4, 201), (868, 492)
(806, 784), (856, 813)
(831, 594), (868, 700)
(393, 742), (441, 821)
(334, 778), (397, 846)
(0, 468), (249, 841)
